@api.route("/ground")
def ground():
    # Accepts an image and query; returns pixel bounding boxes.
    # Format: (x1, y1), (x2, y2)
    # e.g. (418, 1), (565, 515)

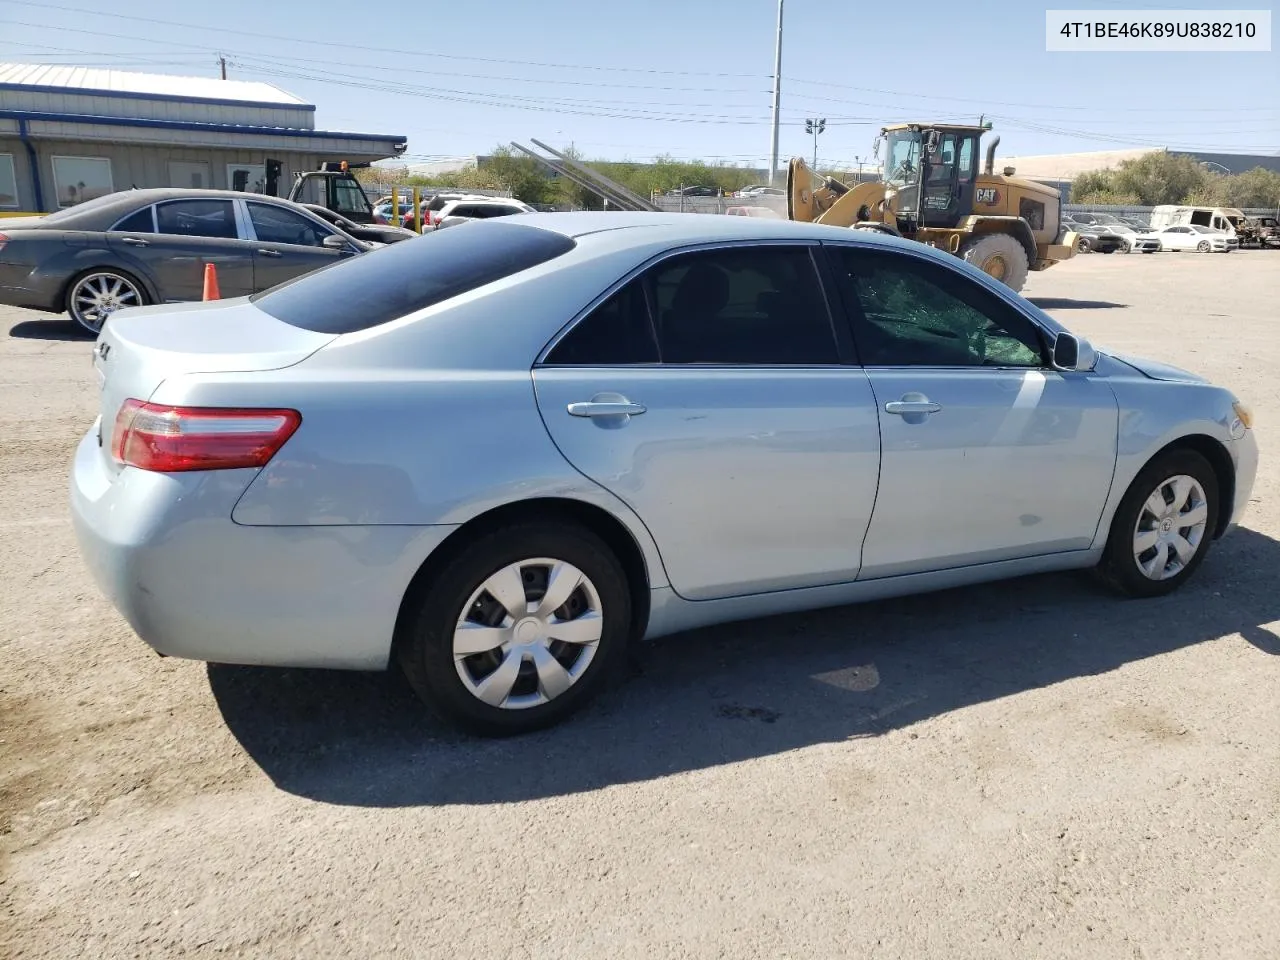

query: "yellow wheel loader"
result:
(788, 123), (1078, 292)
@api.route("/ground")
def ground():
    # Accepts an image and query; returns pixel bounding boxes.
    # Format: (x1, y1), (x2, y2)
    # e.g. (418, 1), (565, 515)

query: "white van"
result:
(1149, 205), (1246, 237)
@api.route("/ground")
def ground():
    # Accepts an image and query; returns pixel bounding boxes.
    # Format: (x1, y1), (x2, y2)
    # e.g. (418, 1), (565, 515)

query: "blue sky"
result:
(1, 0), (1276, 169)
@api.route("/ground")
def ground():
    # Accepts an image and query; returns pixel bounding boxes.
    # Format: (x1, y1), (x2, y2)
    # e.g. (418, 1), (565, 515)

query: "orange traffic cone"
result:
(202, 262), (220, 301)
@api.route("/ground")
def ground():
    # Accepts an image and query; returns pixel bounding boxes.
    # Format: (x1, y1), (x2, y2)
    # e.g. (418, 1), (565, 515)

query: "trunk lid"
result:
(93, 299), (335, 476)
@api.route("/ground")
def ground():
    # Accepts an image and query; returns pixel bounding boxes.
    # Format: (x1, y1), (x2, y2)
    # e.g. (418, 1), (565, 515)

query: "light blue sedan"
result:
(71, 213), (1258, 735)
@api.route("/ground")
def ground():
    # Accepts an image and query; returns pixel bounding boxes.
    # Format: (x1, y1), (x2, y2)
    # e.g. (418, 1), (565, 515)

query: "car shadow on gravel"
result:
(8, 318), (92, 341)
(208, 526), (1280, 808)
(1027, 298), (1128, 310)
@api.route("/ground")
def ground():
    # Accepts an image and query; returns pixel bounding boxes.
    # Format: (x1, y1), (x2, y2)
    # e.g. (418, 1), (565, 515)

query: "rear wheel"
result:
(65, 269), (147, 335)
(959, 233), (1030, 292)
(1096, 449), (1220, 598)
(396, 522), (633, 736)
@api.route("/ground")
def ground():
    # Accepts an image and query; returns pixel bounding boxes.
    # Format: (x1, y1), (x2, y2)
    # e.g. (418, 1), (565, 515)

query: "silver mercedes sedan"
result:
(71, 213), (1258, 736)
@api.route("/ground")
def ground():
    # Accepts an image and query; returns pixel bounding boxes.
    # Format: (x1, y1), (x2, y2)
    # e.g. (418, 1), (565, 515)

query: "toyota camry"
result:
(71, 213), (1258, 735)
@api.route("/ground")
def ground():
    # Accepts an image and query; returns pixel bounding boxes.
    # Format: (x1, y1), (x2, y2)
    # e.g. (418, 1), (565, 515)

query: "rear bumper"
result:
(69, 428), (459, 670)
(0, 265), (62, 312)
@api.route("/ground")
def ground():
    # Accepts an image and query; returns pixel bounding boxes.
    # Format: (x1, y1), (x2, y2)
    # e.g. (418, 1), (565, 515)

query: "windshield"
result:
(1190, 225), (1221, 234)
(883, 130), (921, 187)
(333, 179), (371, 215)
(1090, 214), (1121, 224)
(250, 221), (576, 333)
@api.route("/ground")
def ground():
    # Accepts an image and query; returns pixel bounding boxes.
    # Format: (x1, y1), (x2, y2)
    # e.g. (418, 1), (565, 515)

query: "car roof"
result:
(20, 188), (340, 234)
(503, 210), (901, 244)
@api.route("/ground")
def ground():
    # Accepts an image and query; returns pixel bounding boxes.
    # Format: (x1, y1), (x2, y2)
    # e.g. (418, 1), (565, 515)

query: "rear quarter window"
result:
(249, 220), (576, 333)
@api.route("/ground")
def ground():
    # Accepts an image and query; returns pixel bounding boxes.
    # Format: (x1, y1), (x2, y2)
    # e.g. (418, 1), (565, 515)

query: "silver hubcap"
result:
(1132, 475), (1209, 581)
(453, 558), (603, 710)
(72, 274), (141, 331)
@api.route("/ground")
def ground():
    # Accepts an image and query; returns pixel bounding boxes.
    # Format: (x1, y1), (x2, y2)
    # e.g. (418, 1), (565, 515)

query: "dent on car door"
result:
(533, 243), (881, 601)
(244, 201), (345, 291)
(823, 244), (1119, 579)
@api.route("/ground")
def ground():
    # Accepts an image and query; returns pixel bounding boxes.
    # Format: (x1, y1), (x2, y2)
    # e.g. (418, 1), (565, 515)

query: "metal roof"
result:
(0, 63), (308, 107)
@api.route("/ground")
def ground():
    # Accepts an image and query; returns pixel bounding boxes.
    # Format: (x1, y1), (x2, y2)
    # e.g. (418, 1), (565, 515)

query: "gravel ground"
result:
(2, 249), (1278, 960)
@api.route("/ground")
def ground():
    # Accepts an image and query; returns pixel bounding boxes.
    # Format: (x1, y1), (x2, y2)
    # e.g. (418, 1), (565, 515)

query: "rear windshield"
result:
(249, 220), (575, 333)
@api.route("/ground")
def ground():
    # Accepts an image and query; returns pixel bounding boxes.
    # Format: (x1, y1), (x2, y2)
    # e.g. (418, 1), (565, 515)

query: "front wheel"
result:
(1096, 449), (1220, 598)
(959, 233), (1030, 292)
(396, 522), (634, 736)
(1197, 240), (1212, 253)
(65, 269), (148, 335)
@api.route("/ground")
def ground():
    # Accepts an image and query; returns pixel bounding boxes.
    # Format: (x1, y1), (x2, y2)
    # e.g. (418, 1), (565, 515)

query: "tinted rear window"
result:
(249, 221), (576, 334)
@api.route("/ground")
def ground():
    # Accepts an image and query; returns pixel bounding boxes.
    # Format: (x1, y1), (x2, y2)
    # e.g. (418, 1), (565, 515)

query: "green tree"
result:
(1109, 151), (1209, 205)
(1221, 167), (1280, 209)
(1073, 188), (1142, 206)
(1070, 169), (1118, 202)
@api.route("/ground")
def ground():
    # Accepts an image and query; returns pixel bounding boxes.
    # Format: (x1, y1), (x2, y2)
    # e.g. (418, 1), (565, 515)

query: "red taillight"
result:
(111, 400), (301, 472)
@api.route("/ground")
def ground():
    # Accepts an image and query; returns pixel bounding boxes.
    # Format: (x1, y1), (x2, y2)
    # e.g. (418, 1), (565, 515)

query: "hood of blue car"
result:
(1106, 351), (1208, 384)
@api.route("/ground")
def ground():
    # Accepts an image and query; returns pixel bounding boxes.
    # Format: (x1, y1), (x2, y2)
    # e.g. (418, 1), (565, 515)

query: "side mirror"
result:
(1052, 332), (1096, 372)
(322, 234), (350, 251)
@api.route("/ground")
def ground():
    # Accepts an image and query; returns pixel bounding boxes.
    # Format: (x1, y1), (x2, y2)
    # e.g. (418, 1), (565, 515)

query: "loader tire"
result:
(960, 233), (1029, 292)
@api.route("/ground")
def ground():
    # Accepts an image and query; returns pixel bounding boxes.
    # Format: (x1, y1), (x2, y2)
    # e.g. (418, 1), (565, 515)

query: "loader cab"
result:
(882, 125), (981, 230)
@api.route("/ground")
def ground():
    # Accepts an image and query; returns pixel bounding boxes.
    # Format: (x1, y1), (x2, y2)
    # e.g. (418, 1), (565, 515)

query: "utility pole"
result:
(218, 55), (227, 80)
(767, 0), (784, 186)
(805, 118), (826, 172)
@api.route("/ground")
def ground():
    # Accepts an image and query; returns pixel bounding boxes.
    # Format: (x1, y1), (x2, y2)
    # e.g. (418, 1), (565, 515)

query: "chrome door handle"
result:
(257, 249), (283, 257)
(120, 237), (149, 246)
(567, 401), (646, 418)
(884, 400), (942, 415)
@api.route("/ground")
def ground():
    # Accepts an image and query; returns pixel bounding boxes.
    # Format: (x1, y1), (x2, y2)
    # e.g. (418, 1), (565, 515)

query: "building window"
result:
(168, 160), (210, 189)
(0, 154), (17, 208)
(227, 163), (268, 195)
(51, 156), (114, 207)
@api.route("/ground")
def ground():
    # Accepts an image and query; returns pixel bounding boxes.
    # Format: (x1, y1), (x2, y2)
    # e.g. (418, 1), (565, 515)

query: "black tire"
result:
(64, 268), (149, 335)
(1096, 448), (1220, 599)
(959, 233), (1030, 292)
(396, 521), (633, 736)
(1196, 240), (1211, 253)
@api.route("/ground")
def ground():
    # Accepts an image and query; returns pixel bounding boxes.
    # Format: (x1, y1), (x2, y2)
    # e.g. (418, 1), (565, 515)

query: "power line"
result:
(0, 0), (766, 79)
(4, 0), (1275, 117)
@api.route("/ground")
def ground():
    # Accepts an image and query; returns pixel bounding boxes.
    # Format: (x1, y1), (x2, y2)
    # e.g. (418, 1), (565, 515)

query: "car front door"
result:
(533, 242), (882, 601)
(1162, 226), (1192, 250)
(243, 200), (350, 291)
(823, 243), (1118, 580)
(107, 198), (255, 302)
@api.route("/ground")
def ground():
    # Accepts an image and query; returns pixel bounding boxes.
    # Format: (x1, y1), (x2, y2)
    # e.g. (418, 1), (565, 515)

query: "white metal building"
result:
(0, 64), (406, 213)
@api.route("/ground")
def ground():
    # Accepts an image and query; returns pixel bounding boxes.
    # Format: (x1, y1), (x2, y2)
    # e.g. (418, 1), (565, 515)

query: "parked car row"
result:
(373, 193), (536, 231)
(1063, 213), (1241, 255)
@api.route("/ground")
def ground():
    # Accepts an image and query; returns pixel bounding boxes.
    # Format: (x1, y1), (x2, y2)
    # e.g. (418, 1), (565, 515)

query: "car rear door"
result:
(823, 243), (1118, 580)
(243, 200), (349, 291)
(107, 198), (255, 301)
(533, 242), (882, 601)
(1162, 226), (1192, 250)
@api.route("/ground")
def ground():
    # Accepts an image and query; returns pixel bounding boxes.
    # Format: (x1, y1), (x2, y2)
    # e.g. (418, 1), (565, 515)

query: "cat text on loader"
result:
(788, 123), (1079, 292)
